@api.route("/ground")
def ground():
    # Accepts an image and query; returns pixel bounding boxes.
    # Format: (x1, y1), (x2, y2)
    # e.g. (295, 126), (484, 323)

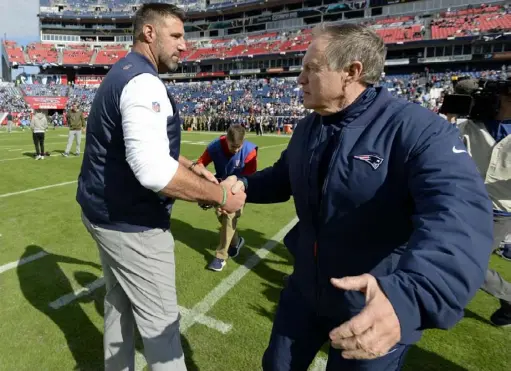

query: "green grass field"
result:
(0, 128), (510, 371)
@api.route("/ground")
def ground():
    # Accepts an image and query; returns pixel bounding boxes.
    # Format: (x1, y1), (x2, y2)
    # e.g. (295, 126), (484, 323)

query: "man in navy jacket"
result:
(230, 24), (494, 370)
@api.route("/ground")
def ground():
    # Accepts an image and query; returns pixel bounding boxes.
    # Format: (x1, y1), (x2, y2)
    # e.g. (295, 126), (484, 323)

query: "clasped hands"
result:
(218, 175), (246, 214)
(191, 164), (245, 213)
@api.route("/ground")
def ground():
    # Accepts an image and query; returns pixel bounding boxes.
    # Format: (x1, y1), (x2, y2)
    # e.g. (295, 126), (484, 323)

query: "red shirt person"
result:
(197, 124), (258, 272)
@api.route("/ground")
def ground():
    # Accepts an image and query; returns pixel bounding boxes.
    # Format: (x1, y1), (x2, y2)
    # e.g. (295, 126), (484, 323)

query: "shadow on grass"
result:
(18, 245), (199, 371)
(22, 149), (67, 158)
(17, 245), (104, 370)
(403, 345), (469, 370)
(170, 216), (292, 272)
(463, 308), (494, 326)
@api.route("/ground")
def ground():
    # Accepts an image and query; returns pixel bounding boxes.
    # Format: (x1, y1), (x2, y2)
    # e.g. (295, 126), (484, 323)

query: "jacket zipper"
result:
(309, 123), (323, 308)
(315, 127), (345, 305)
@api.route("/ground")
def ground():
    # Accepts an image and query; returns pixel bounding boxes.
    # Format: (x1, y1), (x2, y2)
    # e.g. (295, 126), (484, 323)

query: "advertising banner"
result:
(25, 96), (68, 110)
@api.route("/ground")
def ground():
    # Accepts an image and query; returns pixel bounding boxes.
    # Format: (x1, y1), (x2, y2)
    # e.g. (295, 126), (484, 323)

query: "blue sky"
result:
(1, 0), (41, 77)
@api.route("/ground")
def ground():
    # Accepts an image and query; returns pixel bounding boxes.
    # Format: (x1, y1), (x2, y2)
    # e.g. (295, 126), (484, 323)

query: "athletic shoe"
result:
(228, 237), (245, 258)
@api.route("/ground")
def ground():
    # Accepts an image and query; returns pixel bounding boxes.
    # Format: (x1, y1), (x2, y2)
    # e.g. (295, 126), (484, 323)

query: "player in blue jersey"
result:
(197, 124), (258, 271)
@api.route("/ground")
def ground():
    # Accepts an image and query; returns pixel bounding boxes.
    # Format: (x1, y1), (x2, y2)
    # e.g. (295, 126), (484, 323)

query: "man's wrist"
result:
(218, 185), (227, 207)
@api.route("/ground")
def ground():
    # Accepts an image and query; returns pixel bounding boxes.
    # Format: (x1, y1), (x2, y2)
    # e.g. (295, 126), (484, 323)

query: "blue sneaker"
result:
(228, 237), (245, 258)
(208, 258), (226, 272)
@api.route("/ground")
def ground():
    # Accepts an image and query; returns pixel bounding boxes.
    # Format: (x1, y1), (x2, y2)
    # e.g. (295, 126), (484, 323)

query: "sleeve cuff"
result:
(376, 273), (421, 340)
(150, 156), (179, 193)
(239, 177), (249, 191)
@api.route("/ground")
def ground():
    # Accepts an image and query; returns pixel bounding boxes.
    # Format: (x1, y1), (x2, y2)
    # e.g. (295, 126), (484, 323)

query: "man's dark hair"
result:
(133, 3), (186, 39)
(226, 124), (246, 145)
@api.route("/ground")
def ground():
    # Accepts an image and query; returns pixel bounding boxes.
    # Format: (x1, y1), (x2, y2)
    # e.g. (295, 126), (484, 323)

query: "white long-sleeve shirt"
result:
(120, 73), (179, 192)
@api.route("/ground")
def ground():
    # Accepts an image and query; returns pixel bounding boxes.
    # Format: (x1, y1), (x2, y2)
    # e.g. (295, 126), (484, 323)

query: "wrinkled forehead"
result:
(303, 37), (329, 66)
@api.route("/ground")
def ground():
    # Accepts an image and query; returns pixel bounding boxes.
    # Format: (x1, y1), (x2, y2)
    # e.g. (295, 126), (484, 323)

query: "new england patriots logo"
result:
(353, 154), (384, 170)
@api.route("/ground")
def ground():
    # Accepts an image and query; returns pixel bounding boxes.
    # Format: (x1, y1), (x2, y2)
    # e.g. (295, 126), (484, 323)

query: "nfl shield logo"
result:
(152, 102), (160, 112)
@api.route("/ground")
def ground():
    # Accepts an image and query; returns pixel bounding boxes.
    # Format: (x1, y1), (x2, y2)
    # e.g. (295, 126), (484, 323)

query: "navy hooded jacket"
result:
(243, 87), (493, 344)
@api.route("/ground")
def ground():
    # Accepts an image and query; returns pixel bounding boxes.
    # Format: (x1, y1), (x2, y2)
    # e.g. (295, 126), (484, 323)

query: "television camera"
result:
(439, 76), (511, 121)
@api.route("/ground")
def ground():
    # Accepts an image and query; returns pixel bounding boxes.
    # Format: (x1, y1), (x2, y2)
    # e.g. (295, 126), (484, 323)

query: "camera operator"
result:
(454, 77), (511, 327)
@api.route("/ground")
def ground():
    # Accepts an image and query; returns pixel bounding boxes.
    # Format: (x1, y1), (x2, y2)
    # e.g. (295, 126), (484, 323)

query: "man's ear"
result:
(142, 24), (157, 43)
(346, 61), (363, 84)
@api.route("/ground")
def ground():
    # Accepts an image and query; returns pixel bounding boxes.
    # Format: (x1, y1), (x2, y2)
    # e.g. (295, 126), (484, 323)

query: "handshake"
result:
(199, 175), (246, 214)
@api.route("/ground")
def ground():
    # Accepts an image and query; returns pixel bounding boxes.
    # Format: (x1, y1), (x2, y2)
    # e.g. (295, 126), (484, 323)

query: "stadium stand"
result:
(4, 4), (510, 67)
(1, 1), (510, 127)
(432, 5), (511, 39)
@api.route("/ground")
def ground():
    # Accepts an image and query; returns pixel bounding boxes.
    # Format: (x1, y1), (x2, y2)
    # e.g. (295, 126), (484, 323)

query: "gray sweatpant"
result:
(81, 213), (187, 371)
(481, 215), (511, 305)
(65, 130), (82, 155)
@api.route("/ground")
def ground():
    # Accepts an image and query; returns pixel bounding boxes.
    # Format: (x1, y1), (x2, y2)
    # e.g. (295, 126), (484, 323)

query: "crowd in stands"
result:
(0, 84), (31, 114)
(1, 67), (509, 128)
(21, 84), (69, 97)
(39, 0), (251, 14)
(6, 4), (510, 68)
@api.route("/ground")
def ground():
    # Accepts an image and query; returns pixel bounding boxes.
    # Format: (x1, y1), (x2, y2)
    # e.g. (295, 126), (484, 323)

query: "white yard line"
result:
(310, 356), (328, 371)
(49, 277), (106, 309)
(0, 141), (68, 149)
(49, 276), (233, 335)
(0, 181), (77, 198)
(0, 157), (29, 162)
(0, 251), (49, 274)
(7, 148), (22, 152)
(179, 217), (298, 333)
(259, 143), (288, 150)
(179, 305), (232, 334)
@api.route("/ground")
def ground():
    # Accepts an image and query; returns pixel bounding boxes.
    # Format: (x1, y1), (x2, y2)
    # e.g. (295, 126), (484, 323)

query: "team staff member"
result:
(229, 23), (493, 370)
(196, 124), (257, 271)
(76, 4), (245, 371)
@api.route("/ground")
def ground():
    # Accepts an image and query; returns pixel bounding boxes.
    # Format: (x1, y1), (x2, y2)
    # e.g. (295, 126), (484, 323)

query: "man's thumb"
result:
(331, 274), (371, 292)
(231, 180), (244, 194)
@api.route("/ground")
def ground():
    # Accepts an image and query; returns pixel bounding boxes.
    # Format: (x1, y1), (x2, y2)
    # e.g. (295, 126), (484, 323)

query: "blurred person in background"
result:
(62, 103), (86, 157)
(30, 110), (48, 160)
(6, 112), (14, 133)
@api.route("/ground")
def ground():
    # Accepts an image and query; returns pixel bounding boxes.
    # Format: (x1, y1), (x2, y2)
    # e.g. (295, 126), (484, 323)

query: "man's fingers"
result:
(231, 180), (245, 194)
(330, 274), (371, 292)
(329, 335), (361, 351)
(329, 307), (375, 341)
(341, 349), (381, 360)
(205, 173), (219, 184)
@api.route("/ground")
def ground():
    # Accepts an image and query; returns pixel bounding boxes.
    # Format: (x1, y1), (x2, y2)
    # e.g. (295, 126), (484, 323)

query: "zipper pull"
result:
(314, 242), (318, 257)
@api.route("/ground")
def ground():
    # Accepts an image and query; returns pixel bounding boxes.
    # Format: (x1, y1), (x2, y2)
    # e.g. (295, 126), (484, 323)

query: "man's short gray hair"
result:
(313, 23), (386, 85)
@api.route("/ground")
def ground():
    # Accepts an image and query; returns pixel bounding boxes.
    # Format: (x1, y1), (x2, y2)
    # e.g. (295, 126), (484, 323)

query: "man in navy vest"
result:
(197, 124), (258, 271)
(76, 4), (245, 371)
(227, 24), (493, 370)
